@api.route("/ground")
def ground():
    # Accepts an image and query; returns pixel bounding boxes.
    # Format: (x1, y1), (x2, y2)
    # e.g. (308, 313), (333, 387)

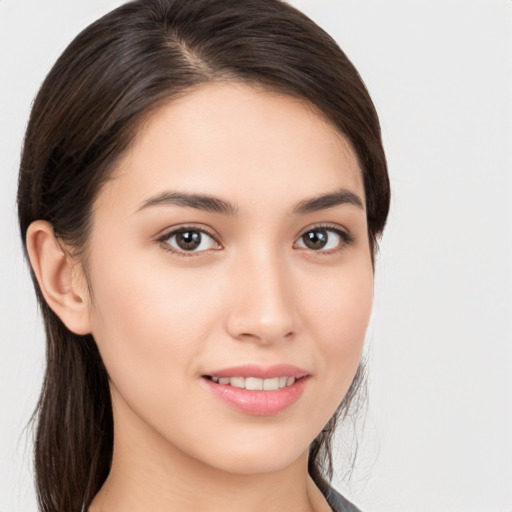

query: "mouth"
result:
(201, 364), (310, 416)
(202, 375), (304, 390)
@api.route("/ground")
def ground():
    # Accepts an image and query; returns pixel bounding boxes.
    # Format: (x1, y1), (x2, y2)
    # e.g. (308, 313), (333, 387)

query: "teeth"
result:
(230, 376), (245, 389)
(263, 377), (279, 391)
(210, 376), (299, 390)
(245, 377), (263, 390)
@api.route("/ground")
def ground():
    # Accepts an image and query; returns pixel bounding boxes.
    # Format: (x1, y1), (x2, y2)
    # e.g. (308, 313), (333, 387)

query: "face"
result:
(84, 82), (373, 475)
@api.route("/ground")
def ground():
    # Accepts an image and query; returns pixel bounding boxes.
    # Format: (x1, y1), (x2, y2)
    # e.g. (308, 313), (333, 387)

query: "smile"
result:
(201, 364), (310, 416)
(206, 376), (297, 390)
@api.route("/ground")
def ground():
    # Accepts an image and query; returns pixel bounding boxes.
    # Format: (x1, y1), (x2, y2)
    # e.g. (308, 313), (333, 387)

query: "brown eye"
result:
(296, 227), (352, 252)
(302, 229), (329, 250)
(175, 231), (202, 250)
(162, 228), (219, 254)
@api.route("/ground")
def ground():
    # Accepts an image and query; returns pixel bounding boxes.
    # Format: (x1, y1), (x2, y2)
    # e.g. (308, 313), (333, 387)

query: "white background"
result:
(1, 1), (511, 511)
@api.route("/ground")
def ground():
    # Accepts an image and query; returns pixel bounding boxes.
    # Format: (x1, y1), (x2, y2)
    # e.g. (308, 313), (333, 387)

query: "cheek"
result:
(300, 259), (373, 406)
(316, 274), (372, 353)
(86, 256), (222, 398)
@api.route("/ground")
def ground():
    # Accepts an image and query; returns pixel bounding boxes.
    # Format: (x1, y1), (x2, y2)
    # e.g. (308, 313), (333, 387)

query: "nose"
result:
(225, 250), (296, 345)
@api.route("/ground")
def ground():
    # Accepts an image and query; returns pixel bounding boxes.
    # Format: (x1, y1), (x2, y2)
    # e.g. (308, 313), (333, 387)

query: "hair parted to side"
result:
(17, 0), (390, 510)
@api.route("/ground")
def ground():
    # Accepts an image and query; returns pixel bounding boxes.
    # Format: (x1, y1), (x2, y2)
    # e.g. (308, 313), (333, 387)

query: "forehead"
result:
(98, 82), (364, 215)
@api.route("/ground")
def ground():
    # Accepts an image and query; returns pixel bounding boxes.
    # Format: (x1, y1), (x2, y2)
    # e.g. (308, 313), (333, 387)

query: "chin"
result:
(204, 444), (308, 476)
(177, 422), (315, 476)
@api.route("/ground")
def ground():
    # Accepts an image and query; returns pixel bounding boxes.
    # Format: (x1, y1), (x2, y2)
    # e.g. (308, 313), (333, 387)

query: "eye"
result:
(159, 227), (220, 255)
(295, 226), (353, 252)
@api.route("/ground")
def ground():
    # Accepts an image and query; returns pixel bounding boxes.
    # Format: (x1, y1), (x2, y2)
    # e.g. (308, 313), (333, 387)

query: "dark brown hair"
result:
(17, 0), (390, 510)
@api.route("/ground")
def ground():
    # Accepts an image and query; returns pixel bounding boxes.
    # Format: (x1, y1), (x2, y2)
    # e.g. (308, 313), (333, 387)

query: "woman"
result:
(17, 0), (390, 510)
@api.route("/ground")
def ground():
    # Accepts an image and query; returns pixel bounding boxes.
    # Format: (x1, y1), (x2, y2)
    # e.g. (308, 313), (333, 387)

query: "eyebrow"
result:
(136, 188), (364, 216)
(136, 191), (238, 216)
(292, 188), (364, 214)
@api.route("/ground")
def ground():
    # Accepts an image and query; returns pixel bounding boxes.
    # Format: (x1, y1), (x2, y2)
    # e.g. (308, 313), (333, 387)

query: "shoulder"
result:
(320, 483), (362, 512)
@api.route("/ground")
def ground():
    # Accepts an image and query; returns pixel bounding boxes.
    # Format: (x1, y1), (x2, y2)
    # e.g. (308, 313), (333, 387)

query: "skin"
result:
(27, 82), (373, 512)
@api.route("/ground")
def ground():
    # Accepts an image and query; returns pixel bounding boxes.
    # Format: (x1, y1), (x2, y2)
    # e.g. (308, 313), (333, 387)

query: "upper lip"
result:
(203, 364), (309, 379)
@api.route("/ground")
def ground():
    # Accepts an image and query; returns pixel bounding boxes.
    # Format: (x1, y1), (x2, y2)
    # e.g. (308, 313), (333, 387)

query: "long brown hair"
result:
(17, 0), (390, 510)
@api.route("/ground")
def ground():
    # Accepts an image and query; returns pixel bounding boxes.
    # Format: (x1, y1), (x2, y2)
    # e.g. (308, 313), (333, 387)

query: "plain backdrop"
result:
(1, 1), (511, 511)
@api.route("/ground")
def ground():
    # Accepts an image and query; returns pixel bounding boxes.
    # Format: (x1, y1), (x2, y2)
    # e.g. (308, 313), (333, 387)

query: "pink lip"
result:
(201, 364), (310, 416)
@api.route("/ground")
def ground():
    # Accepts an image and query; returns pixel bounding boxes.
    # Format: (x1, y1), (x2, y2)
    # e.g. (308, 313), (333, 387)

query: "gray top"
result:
(321, 484), (362, 512)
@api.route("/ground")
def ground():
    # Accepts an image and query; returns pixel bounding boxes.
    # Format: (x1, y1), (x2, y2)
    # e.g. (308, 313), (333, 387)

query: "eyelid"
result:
(294, 223), (354, 253)
(156, 224), (223, 256)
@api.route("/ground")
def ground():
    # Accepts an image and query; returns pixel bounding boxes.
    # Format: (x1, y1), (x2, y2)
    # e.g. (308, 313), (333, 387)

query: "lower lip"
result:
(202, 377), (309, 416)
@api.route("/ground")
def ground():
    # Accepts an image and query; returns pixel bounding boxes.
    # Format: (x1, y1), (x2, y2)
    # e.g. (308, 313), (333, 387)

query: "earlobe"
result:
(26, 220), (92, 335)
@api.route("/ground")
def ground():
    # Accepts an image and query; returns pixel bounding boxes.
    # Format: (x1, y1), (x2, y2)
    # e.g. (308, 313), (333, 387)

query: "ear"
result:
(26, 220), (92, 335)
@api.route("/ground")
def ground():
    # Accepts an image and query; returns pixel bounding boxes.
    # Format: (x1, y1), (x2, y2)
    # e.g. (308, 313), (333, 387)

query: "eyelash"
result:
(157, 223), (354, 257)
(157, 225), (220, 257)
(295, 224), (355, 255)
